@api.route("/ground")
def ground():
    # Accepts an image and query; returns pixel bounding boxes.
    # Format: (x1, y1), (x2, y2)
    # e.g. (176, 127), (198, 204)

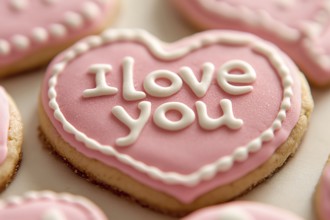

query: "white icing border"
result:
(0, 191), (104, 220)
(196, 0), (330, 71)
(47, 29), (294, 186)
(0, 0), (107, 56)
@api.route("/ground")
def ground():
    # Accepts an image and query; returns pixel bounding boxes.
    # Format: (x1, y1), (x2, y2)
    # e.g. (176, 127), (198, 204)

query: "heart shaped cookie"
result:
(315, 156), (330, 220)
(181, 201), (304, 220)
(0, 86), (23, 192)
(0, 191), (107, 220)
(0, 0), (118, 77)
(171, 0), (330, 87)
(39, 29), (313, 215)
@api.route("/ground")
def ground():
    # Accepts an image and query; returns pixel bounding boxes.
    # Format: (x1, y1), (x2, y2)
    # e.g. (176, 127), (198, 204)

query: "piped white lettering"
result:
(122, 56), (146, 101)
(179, 62), (214, 98)
(217, 60), (256, 95)
(112, 101), (151, 147)
(83, 64), (118, 98)
(195, 99), (243, 130)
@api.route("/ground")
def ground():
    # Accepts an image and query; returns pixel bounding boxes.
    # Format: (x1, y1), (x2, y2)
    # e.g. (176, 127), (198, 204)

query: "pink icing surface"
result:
(319, 162), (330, 219)
(0, 191), (107, 220)
(181, 201), (304, 220)
(0, 87), (9, 165)
(171, 0), (330, 86)
(0, 0), (115, 67)
(41, 30), (301, 203)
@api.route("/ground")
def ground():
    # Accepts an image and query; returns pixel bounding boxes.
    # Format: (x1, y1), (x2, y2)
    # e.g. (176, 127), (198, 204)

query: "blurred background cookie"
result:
(170, 0), (330, 87)
(181, 201), (304, 220)
(0, 87), (23, 192)
(0, 191), (107, 219)
(0, 0), (119, 77)
(315, 155), (330, 220)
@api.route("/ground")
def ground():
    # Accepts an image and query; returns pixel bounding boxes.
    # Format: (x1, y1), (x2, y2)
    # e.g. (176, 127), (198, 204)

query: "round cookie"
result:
(0, 86), (23, 192)
(181, 201), (304, 220)
(315, 156), (330, 220)
(170, 0), (330, 87)
(0, 0), (118, 77)
(39, 29), (313, 215)
(0, 191), (107, 219)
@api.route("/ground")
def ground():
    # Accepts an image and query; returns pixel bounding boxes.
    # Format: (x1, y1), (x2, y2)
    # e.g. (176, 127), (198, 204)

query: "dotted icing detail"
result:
(48, 29), (294, 186)
(0, 191), (102, 220)
(0, 0), (104, 56)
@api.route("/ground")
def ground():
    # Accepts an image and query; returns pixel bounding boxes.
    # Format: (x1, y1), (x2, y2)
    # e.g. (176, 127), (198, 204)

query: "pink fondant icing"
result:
(41, 29), (301, 203)
(0, 87), (9, 165)
(0, 191), (107, 220)
(181, 201), (304, 220)
(318, 162), (330, 219)
(171, 0), (330, 86)
(0, 0), (116, 67)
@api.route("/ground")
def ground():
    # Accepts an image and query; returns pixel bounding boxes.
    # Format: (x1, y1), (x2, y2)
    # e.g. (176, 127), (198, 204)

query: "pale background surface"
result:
(1, 0), (329, 219)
